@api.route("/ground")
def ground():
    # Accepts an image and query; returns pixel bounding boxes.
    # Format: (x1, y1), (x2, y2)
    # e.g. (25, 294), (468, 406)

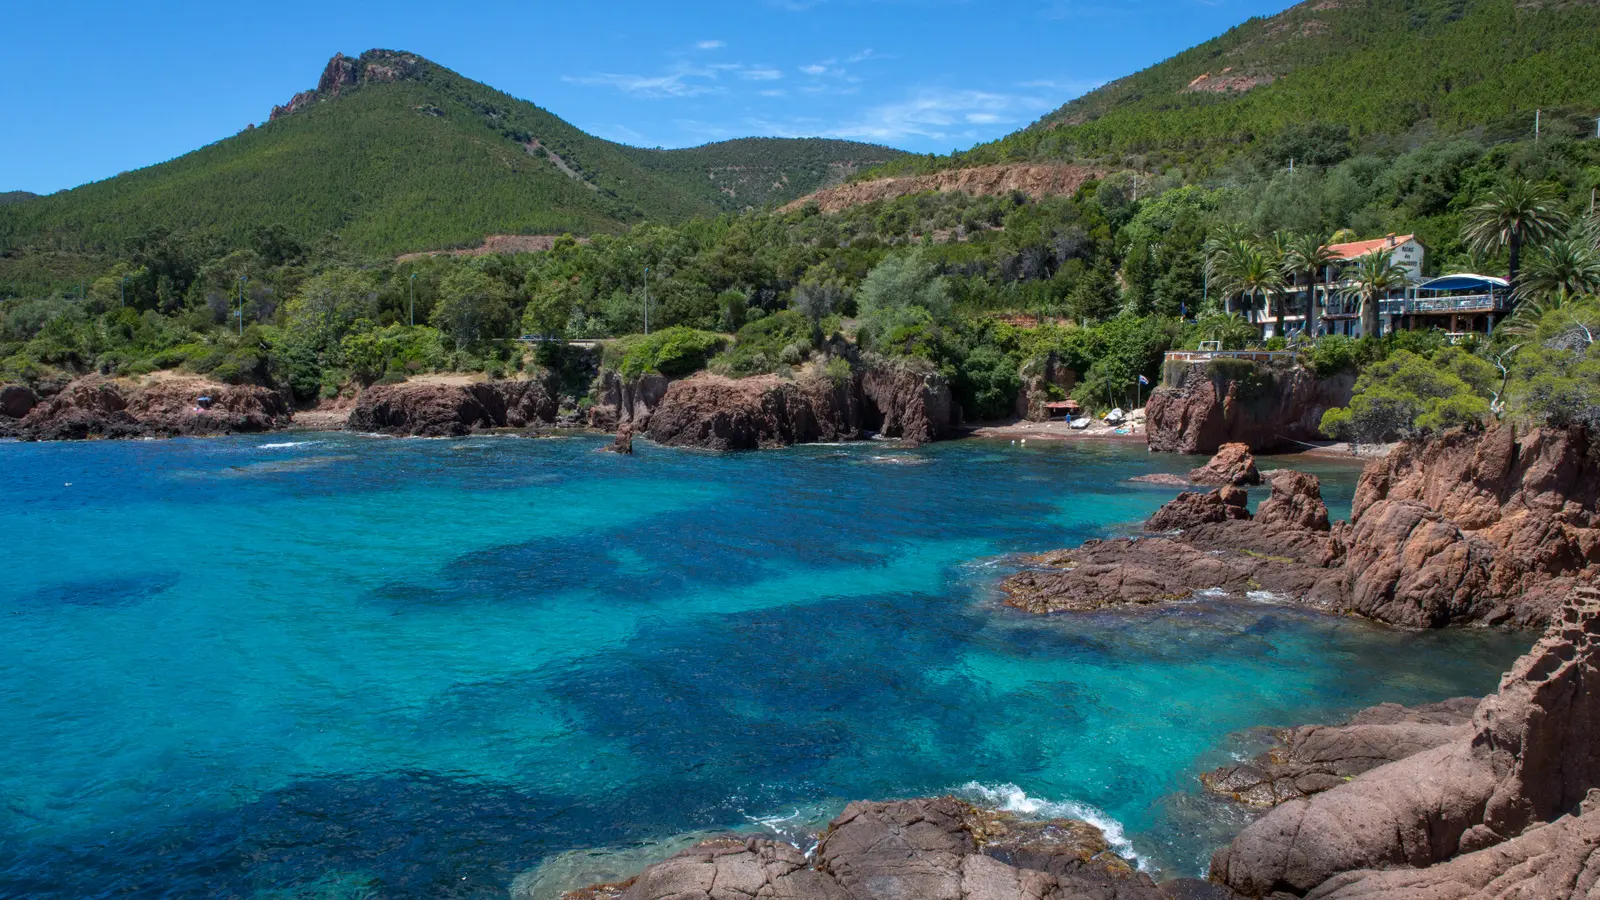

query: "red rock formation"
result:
(10, 377), (289, 441)
(644, 374), (859, 450)
(557, 796), (1159, 900)
(1145, 362), (1353, 454)
(1008, 427), (1595, 628)
(587, 372), (672, 432)
(1256, 470), (1332, 532)
(269, 50), (423, 121)
(860, 365), (959, 444)
(347, 380), (556, 437)
(779, 164), (1102, 215)
(0, 384), (38, 419)
(1212, 588), (1600, 898)
(638, 365), (957, 451)
(1202, 698), (1480, 808)
(1186, 443), (1262, 486)
(1145, 486), (1251, 531)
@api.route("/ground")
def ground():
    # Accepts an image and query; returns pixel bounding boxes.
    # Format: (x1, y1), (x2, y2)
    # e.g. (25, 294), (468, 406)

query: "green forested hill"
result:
(879, 0), (1600, 174)
(0, 50), (903, 265)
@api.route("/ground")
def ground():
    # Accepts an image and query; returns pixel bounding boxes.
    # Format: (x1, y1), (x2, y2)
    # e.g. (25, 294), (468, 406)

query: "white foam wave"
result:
(1246, 590), (1286, 604)
(1194, 587), (1228, 599)
(259, 441), (319, 450)
(956, 781), (1144, 869)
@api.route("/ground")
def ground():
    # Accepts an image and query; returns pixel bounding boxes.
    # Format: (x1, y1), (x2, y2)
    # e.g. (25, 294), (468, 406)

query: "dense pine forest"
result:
(2, 0), (1599, 439)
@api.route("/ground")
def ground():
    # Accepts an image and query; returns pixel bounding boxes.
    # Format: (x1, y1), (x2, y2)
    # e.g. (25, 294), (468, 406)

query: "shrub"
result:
(1320, 348), (1493, 443)
(608, 326), (726, 379)
(713, 311), (816, 377)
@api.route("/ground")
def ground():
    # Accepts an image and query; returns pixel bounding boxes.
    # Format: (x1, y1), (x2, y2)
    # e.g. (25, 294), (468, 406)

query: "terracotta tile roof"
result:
(1329, 233), (1418, 260)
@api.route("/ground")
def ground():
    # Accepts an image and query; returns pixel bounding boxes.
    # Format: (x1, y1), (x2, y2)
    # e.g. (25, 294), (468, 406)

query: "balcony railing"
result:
(1164, 350), (1303, 364)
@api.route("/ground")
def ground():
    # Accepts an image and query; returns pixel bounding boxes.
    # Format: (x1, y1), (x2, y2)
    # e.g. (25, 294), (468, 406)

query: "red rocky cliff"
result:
(1145, 361), (1353, 454)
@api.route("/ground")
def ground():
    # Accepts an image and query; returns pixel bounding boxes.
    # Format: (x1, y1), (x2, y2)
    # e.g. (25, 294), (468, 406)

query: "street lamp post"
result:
(237, 275), (248, 336)
(409, 273), (417, 327)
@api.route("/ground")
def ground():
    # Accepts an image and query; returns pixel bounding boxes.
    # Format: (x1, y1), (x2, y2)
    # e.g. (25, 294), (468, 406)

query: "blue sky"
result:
(2, 0), (1296, 195)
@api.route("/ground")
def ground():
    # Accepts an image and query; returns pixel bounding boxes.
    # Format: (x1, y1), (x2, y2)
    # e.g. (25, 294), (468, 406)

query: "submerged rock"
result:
(1211, 587), (1600, 898)
(557, 797), (1161, 900)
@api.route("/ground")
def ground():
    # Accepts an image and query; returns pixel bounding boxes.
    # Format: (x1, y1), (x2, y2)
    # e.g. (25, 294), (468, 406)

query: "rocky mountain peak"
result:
(269, 49), (425, 122)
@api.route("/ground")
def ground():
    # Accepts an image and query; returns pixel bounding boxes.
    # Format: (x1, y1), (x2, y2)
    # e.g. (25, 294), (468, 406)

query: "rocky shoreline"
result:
(538, 426), (1600, 900)
(1003, 427), (1597, 629)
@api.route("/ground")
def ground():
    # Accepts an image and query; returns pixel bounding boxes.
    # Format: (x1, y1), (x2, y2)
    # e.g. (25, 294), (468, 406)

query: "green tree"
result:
(1214, 241), (1284, 327)
(1339, 249), (1410, 339)
(1281, 232), (1338, 337)
(284, 269), (380, 350)
(1320, 348), (1495, 443)
(856, 249), (952, 345)
(1462, 179), (1569, 294)
(432, 267), (514, 351)
(523, 277), (578, 339)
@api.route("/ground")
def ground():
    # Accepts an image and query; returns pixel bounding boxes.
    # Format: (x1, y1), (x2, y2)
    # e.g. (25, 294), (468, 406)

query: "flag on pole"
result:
(1138, 375), (1149, 386)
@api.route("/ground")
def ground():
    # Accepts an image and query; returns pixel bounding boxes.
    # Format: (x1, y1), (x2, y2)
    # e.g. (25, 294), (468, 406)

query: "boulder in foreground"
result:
(1212, 587), (1600, 898)
(557, 796), (1160, 900)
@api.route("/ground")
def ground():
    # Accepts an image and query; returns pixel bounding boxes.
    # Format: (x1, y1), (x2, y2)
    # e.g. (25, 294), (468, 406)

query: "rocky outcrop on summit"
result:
(1211, 590), (1600, 898)
(1005, 427), (1597, 628)
(346, 380), (556, 437)
(557, 796), (1161, 900)
(1186, 443), (1261, 486)
(1202, 697), (1480, 809)
(3, 377), (289, 441)
(1145, 362), (1353, 454)
(779, 164), (1102, 215)
(640, 365), (958, 451)
(269, 50), (424, 121)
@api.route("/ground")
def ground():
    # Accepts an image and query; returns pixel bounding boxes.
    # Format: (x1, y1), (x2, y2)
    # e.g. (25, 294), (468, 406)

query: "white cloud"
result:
(563, 68), (724, 99)
(741, 68), (785, 81)
(696, 40), (726, 50)
(809, 87), (1055, 143)
(800, 63), (831, 76)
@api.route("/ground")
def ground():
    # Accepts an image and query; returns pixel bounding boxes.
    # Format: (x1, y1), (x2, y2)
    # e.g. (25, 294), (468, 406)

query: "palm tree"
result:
(1216, 243), (1285, 331)
(1513, 236), (1600, 306)
(1340, 249), (1410, 338)
(1205, 237), (1256, 315)
(1282, 232), (1339, 338)
(1462, 179), (1570, 293)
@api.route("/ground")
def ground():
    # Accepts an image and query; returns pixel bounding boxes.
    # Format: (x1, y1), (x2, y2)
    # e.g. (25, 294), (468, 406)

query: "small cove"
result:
(0, 434), (1530, 898)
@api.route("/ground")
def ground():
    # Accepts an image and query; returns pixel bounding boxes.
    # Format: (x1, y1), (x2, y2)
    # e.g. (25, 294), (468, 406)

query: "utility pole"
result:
(237, 275), (248, 336)
(409, 273), (417, 327)
(1535, 109), (1541, 141)
(643, 265), (651, 335)
(1289, 158), (1295, 174)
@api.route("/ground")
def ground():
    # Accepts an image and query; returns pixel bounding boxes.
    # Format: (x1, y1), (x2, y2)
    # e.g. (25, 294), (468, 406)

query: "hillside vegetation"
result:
(873, 0), (1600, 176)
(0, 51), (902, 272)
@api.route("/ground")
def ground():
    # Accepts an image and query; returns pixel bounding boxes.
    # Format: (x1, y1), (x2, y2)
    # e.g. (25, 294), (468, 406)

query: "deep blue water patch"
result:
(0, 433), (1530, 897)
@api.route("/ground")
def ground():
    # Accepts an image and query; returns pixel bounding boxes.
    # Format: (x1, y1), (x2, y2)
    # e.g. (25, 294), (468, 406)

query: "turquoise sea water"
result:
(0, 434), (1530, 898)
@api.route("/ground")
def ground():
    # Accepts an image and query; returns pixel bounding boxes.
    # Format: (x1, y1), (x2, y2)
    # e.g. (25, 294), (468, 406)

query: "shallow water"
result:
(0, 434), (1529, 898)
